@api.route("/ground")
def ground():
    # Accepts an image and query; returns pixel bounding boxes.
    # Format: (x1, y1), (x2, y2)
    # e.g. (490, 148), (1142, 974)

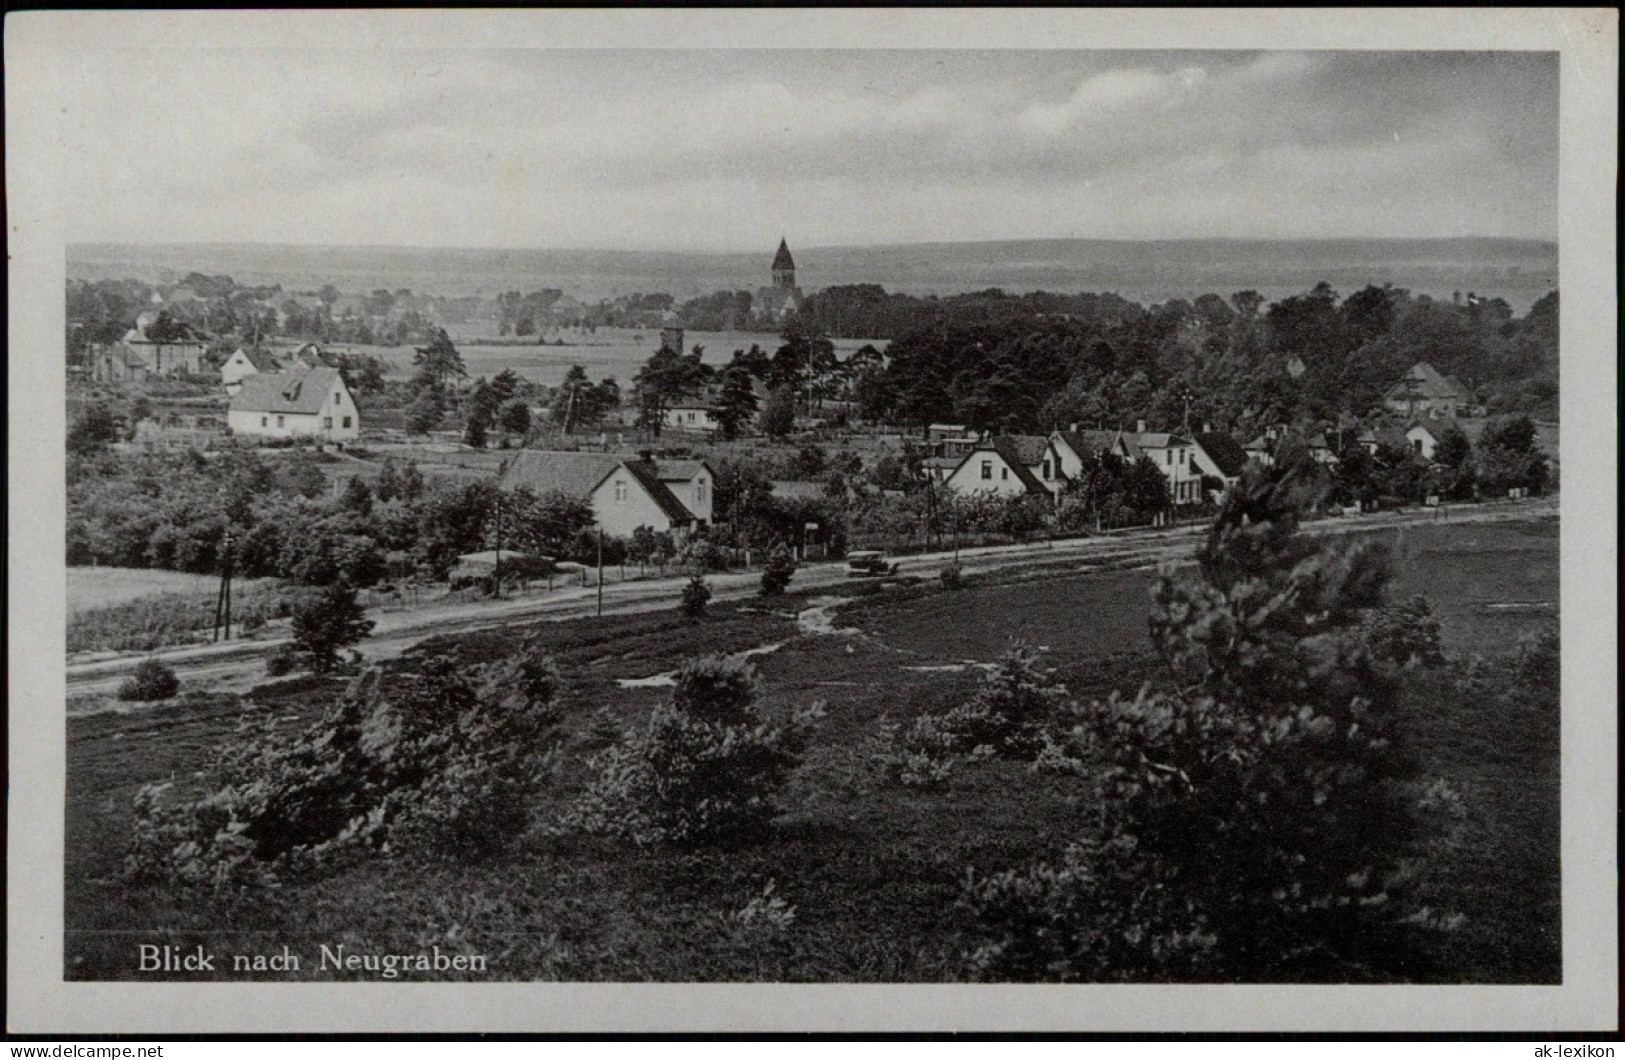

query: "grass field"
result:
(64, 517), (1560, 982)
(68, 568), (272, 614)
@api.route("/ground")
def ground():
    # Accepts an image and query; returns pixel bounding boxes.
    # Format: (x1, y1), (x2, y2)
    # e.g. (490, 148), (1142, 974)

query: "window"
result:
(1413, 439), (1424, 454)
(334, 393), (341, 405)
(1041, 459), (1051, 479)
(615, 481), (627, 502)
(323, 416), (333, 429)
(688, 412), (696, 423)
(1178, 449), (1185, 464)
(276, 416), (285, 428)
(261, 416), (268, 427)
(981, 461), (992, 480)
(1165, 451), (1172, 465)
(696, 480), (707, 503)
(1001, 467), (1009, 481)
(342, 416), (352, 429)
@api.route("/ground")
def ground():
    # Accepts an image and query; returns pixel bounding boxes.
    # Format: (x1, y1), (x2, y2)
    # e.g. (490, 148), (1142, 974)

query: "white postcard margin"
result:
(6, 8), (1617, 1034)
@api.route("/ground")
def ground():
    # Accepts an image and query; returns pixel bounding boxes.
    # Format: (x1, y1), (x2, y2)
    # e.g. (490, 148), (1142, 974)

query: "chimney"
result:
(1136, 419), (1147, 434)
(637, 448), (653, 464)
(1203, 421), (1213, 434)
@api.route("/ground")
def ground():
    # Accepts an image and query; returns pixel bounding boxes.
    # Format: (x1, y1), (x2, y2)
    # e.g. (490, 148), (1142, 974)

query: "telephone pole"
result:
(596, 526), (605, 617)
(213, 529), (235, 642)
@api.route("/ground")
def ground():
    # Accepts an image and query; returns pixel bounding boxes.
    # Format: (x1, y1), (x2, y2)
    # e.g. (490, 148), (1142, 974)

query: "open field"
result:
(64, 516), (1559, 982)
(335, 329), (885, 389)
(68, 568), (281, 614)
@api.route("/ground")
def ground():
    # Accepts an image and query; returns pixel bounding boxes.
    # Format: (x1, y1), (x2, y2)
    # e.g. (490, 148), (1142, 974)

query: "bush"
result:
(878, 647), (1063, 789)
(567, 655), (822, 846)
(939, 563), (963, 589)
(1362, 595), (1445, 669)
(117, 658), (180, 701)
(126, 642), (563, 889)
(264, 644), (298, 677)
(679, 572), (711, 619)
(965, 466), (1454, 981)
(289, 578), (374, 673)
(1514, 623), (1560, 694)
(759, 545), (797, 597)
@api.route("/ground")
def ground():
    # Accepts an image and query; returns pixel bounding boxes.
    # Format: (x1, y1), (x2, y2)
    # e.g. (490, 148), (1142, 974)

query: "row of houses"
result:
(923, 423), (1248, 507)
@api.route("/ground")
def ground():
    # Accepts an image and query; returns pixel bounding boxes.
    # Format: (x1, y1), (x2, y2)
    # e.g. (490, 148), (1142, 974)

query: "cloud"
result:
(58, 49), (1557, 249)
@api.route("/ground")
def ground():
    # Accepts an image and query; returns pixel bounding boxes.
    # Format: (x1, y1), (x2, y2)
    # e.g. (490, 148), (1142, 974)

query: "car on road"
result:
(846, 551), (897, 578)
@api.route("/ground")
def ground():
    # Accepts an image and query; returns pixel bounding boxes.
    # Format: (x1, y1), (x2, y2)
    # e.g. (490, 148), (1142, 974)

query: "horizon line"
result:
(67, 234), (1560, 257)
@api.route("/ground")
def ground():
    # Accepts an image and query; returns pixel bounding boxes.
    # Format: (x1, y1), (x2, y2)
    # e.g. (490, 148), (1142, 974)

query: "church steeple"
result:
(771, 238), (796, 289)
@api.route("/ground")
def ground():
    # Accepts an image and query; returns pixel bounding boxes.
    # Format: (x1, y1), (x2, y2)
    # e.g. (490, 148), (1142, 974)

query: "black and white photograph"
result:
(6, 9), (1617, 1036)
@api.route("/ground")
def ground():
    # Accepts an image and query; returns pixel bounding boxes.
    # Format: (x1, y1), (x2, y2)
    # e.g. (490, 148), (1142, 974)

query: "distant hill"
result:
(68, 237), (1558, 313)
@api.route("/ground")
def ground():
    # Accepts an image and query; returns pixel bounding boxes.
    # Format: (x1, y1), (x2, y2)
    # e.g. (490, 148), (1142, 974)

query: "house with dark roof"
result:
(941, 438), (1050, 499)
(988, 434), (1068, 494)
(227, 367), (360, 442)
(1383, 361), (1472, 419)
(499, 450), (713, 540)
(1190, 432), (1250, 493)
(220, 346), (283, 392)
(1048, 429), (1126, 481)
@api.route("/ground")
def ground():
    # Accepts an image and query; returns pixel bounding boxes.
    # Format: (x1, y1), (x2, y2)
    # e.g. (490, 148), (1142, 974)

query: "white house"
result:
(1406, 422), (1445, 461)
(941, 439), (1050, 499)
(220, 347), (282, 392)
(227, 367), (361, 442)
(662, 403), (724, 435)
(499, 450), (714, 540)
(988, 434), (1068, 495)
(1121, 428), (1203, 506)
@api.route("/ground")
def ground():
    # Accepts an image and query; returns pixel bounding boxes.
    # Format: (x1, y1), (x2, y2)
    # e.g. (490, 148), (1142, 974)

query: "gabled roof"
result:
(1386, 361), (1470, 402)
(1128, 432), (1189, 450)
(498, 451), (697, 525)
(990, 434), (1053, 468)
(499, 450), (623, 498)
(1192, 432), (1248, 478)
(230, 367), (346, 415)
(1053, 429), (1122, 459)
(656, 460), (710, 483)
(983, 439), (1049, 494)
(232, 347), (282, 372)
(622, 460), (697, 525)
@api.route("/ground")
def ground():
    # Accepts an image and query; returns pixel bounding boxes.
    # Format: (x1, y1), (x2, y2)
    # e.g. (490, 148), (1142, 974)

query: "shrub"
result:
(939, 563), (964, 589)
(679, 572), (711, 619)
(759, 545), (797, 597)
(1514, 623), (1560, 694)
(125, 642), (563, 889)
(289, 578), (375, 673)
(264, 643), (298, 677)
(965, 465), (1453, 981)
(878, 647), (1064, 787)
(1362, 594), (1445, 669)
(117, 658), (180, 701)
(567, 655), (821, 846)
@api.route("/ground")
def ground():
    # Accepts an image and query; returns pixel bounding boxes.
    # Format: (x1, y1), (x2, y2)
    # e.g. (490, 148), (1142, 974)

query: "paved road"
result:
(66, 495), (1557, 707)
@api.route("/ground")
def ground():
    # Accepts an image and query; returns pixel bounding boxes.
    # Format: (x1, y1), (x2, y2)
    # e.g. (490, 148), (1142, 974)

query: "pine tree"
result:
(289, 578), (375, 673)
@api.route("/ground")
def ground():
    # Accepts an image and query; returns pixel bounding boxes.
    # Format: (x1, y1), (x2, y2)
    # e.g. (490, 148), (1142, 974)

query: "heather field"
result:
(64, 517), (1559, 983)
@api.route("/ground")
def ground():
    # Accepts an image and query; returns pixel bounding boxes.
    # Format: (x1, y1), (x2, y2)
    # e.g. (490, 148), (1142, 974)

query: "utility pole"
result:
(596, 525), (605, 617)
(213, 529), (234, 642)
(492, 489), (503, 598)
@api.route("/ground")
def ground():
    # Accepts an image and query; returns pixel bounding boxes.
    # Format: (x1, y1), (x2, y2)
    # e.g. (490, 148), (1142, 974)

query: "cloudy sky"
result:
(61, 48), (1557, 251)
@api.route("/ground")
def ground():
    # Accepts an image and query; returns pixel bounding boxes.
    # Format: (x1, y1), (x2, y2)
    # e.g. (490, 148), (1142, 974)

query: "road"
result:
(66, 495), (1558, 707)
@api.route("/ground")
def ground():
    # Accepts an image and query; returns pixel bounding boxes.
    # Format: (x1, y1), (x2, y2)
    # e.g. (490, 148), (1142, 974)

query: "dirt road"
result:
(66, 495), (1557, 707)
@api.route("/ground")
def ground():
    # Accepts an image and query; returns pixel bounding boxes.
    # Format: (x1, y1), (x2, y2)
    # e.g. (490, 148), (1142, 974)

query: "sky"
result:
(60, 48), (1558, 252)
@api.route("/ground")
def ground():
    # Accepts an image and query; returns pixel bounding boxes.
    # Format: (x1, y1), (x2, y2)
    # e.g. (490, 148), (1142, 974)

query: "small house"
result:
(227, 367), (361, 442)
(498, 450), (714, 540)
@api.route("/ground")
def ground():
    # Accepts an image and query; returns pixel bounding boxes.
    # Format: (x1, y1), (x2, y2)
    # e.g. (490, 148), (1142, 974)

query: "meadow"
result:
(342, 328), (886, 388)
(64, 517), (1559, 982)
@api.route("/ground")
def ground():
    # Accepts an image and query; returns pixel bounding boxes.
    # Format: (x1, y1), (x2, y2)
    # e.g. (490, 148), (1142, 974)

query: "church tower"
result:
(771, 238), (796, 290)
